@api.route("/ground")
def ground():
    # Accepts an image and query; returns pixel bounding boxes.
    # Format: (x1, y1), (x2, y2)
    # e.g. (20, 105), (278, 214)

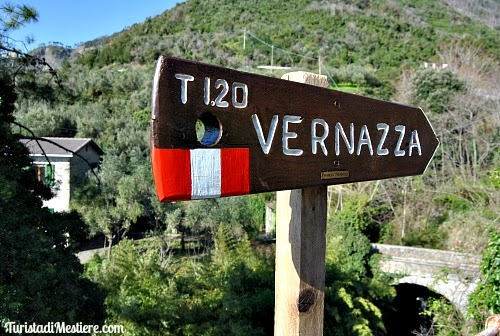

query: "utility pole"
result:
(271, 45), (274, 68)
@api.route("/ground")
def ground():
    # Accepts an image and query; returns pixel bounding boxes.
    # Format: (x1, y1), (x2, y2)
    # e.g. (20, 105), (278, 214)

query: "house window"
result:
(36, 164), (55, 187)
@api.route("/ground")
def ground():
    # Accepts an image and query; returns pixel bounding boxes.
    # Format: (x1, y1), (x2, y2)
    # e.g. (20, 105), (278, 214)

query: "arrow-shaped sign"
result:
(151, 56), (439, 202)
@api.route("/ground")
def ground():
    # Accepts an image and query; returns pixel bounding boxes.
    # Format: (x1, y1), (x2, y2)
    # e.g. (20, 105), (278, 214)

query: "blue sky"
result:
(9, 0), (183, 48)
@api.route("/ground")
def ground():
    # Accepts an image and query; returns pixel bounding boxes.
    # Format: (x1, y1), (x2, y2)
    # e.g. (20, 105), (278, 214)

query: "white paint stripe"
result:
(190, 149), (221, 199)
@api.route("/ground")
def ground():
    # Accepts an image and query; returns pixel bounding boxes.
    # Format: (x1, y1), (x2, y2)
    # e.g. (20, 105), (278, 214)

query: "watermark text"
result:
(4, 322), (124, 334)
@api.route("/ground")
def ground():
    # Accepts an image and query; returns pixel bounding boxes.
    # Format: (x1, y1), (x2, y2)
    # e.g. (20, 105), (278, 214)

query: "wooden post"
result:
(477, 315), (500, 336)
(477, 328), (499, 336)
(275, 71), (329, 336)
(151, 59), (438, 333)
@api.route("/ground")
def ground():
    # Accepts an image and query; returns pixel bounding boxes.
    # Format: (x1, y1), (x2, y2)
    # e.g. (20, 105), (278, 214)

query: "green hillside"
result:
(73, 0), (498, 96)
(15, 0), (498, 253)
(6, 0), (499, 333)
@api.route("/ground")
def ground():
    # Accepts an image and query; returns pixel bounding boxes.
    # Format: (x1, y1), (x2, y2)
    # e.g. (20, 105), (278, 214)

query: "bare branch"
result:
(12, 121), (102, 188)
(1, 44), (62, 87)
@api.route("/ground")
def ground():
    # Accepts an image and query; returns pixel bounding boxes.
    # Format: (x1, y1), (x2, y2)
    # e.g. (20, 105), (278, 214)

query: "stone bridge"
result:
(373, 244), (482, 314)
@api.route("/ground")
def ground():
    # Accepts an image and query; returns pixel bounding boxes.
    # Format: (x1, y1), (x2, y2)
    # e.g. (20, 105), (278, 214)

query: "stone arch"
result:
(384, 283), (448, 335)
(397, 275), (479, 315)
(373, 244), (481, 316)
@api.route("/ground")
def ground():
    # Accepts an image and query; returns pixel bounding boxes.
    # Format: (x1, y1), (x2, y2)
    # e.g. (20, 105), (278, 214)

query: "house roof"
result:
(20, 137), (104, 156)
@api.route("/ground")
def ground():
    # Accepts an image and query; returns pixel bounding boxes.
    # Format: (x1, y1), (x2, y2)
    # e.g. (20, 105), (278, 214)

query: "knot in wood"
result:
(297, 289), (315, 313)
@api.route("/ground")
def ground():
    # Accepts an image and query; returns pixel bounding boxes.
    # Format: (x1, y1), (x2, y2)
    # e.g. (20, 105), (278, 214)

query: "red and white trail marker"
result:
(151, 56), (439, 202)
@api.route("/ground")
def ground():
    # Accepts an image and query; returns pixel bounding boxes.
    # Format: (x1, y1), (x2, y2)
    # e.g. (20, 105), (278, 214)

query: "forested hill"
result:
(16, 0), (499, 255)
(6, 1), (498, 333)
(49, 0), (499, 95)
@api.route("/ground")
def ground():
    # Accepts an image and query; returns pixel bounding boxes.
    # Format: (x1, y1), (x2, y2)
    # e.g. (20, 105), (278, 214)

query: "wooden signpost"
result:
(151, 56), (439, 201)
(151, 56), (439, 335)
(274, 71), (329, 335)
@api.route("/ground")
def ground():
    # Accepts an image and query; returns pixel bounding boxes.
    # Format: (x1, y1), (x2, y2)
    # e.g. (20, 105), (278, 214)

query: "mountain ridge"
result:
(34, 0), (498, 87)
(14, 0), (499, 260)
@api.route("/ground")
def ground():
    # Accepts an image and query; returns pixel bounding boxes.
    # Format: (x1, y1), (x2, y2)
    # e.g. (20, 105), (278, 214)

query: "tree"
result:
(164, 195), (266, 250)
(0, 65), (106, 333)
(324, 209), (396, 335)
(468, 232), (500, 325)
(85, 229), (275, 335)
(411, 69), (466, 114)
(72, 150), (153, 255)
(0, 2), (37, 39)
(0, 4), (105, 329)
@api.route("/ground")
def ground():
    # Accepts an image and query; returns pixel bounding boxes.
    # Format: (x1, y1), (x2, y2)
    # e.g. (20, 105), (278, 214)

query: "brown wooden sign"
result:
(151, 56), (439, 202)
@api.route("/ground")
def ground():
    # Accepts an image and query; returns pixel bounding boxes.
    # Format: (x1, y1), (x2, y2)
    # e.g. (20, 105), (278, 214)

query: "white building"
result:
(20, 137), (103, 212)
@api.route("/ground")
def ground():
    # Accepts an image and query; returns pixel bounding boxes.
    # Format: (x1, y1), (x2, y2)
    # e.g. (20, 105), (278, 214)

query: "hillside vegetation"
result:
(72, 0), (498, 96)
(17, 0), (498, 250)
(7, 0), (500, 334)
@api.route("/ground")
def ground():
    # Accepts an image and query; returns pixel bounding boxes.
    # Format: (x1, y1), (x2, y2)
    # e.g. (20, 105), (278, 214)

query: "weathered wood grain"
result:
(151, 56), (439, 201)
(275, 72), (328, 336)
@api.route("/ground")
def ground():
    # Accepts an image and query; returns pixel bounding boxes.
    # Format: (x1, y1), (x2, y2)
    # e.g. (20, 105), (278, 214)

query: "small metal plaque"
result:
(321, 171), (349, 180)
(152, 56), (439, 202)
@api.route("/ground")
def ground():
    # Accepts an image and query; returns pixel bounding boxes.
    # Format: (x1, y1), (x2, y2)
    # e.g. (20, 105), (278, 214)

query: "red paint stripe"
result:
(220, 148), (250, 197)
(152, 147), (191, 201)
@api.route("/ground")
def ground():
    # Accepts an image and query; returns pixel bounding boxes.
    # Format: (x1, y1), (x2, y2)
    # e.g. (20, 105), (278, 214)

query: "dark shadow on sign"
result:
(288, 186), (328, 293)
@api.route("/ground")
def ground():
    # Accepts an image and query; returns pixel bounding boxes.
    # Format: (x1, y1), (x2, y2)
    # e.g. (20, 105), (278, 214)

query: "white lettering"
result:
(251, 117), (422, 158)
(5, 322), (15, 333)
(214, 79), (229, 107)
(204, 77), (249, 108)
(4, 322), (124, 334)
(311, 118), (329, 155)
(394, 125), (406, 157)
(283, 115), (303, 156)
(204, 77), (210, 105)
(376, 123), (390, 156)
(175, 73), (194, 104)
(357, 125), (374, 155)
(335, 122), (355, 155)
(252, 114), (278, 155)
(408, 130), (422, 156)
(232, 82), (248, 108)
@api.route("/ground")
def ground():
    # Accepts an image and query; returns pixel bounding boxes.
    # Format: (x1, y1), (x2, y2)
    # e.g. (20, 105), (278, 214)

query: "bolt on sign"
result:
(151, 56), (439, 202)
